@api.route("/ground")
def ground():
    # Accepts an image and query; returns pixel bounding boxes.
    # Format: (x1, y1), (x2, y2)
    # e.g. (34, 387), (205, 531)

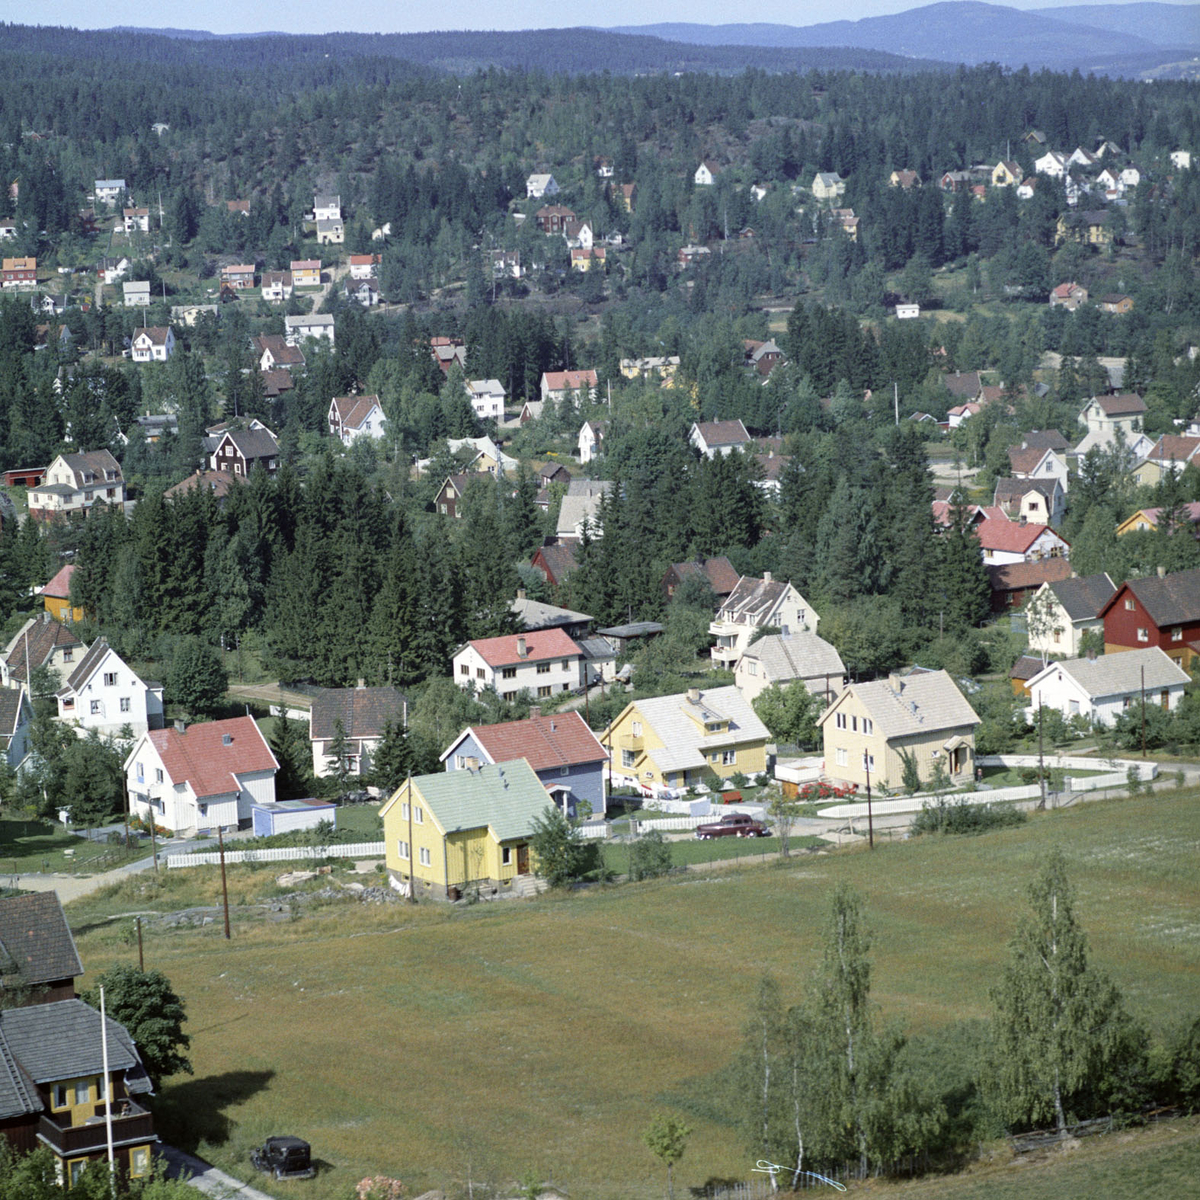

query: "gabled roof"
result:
(1047, 572), (1116, 622)
(216, 427), (279, 460)
(41, 563), (75, 599)
(510, 596), (592, 631)
(737, 632), (844, 682)
(717, 575), (794, 624)
(994, 476), (1058, 504)
(165, 469), (241, 502)
(1009, 655), (1045, 682)
(692, 419), (750, 449)
(0, 688), (30, 749)
(140, 716), (278, 799)
(1086, 392), (1146, 417)
(60, 636), (122, 695)
(54, 449), (122, 487)
(465, 627), (580, 669)
(976, 516), (1063, 554)
(542, 369), (598, 392)
(133, 326), (172, 346)
(0, 893), (82, 991)
(396, 758), (553, 841)
(820, 670), (979, 739)
(0, 1000), (151, 1095)
(310, 686), (405, 742)
(1145, 435), (1200, 464)
(1020, 430), (1071, 452)
(2, 616), (84, 683)
(631, 686), (770, 773)
(330, 394), (382, 431)
(1029, 646), (1190, 699)
(666, 556), (741, 598)
(252, 335), (305, 366)
(1101, 568), (1200, 627)
(445, 711), (607, 773)
(986, 557), (1073, 592)
(943, 371), (983, 399)
(532, 541), (579, 585)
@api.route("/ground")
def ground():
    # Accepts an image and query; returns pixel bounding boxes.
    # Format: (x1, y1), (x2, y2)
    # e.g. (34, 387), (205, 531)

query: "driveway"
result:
(158, 1144), (276, 1200)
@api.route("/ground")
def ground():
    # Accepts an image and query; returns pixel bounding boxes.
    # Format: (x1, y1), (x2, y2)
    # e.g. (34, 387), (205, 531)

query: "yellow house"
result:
(1131, 435), (1200, 488)
(818, 669), (980, 792)
(380, 758), (552, 899)
(601, 685), (770, 795)
(1056, 211), (1112, 246)
(41, 563), (85, 624)
(991, 160), (1020, 187)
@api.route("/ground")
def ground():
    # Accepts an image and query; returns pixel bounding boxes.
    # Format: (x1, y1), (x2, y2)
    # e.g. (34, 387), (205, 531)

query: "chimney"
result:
(1157, 565), (1166, 578)
(517, 588), (526, 601)
(517, 636), (528, 658)
(763, 571), (772, 583)
(464, 756), (480, 772)
(42, 611), (50, 623)
(356, 678), (366, 689)
(888, 674), (903, 693)
(174, 719), (186, 734)
(222, 733), (232, 746)
(1087, 648), (1097, 661)
(529, 706), (541, 719)
(687, 687), (701, 703)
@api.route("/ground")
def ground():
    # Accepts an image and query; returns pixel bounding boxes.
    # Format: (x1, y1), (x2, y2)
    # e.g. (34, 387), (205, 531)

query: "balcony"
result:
(709, 623), (743, 667)
(38, 1102), (155, 1155)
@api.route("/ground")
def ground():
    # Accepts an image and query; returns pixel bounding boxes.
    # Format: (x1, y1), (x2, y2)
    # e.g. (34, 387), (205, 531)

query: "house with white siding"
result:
(55, 638), (163, 737)
(124, 716), (278, 834)
(453, 629), (585, 700)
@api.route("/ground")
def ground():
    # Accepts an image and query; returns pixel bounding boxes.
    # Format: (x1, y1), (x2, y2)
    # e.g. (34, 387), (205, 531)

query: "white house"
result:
(1034, 150), (1067, 178)
(1119, 166), (1141, 189)
(56, 638), (163, 737)
(1025, 647), (1190, 728)
(526, 174), (560, 199)
(812, 171), (845, 200)
(1170, 150), (1191, 171)
(466, 379), (507, 421)
(578, 419), (606, 464)
(0, 687), (33, 772)
(125, 716), (278, 835)
(541, 370), (599, 406)
(122, 281), (150, 308)
(733, 632), (845, 705)
(453, 629), (585, 700)
(710, 574), (819, 669)
(27, 450), (125, 521)
(694, 161), (719, 186)
(1080, 393), (1146, 438)
(328, 395), (386, 445)
(94, 179), (126, 206)
(1025, 573), (1117, 659)
(122, 207), (150, 234)
(315, 219), (345, 245)
(556, 479), (613, 540)
(976, 515), (1070, 567)
(284, 313), (336, 347)
(309, 685), (406, 779)
(99, 256), (130, 285)
(260, 270), (293, 302)
(313, 194), (341, 221)
(130, 326), (175, 362)
(348, 254), (380, 279)
(689, 419), (751, 458)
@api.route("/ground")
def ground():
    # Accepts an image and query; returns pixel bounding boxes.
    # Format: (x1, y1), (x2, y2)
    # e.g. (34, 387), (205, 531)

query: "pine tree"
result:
(988, 850), (1148, 1135)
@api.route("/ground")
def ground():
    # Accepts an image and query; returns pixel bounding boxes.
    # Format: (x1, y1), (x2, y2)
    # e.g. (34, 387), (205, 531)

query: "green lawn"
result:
(600, 832), (823, 874)
(0, 818), (146, 875)
(67, 791), (1200, 1200)
(980, 764), (1109, 788)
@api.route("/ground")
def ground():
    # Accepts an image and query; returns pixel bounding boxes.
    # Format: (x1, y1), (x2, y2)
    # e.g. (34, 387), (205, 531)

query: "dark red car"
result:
(694, 813), (769, 839)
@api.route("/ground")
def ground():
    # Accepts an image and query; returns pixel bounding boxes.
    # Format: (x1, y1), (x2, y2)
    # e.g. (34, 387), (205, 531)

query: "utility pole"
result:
(1140, 664), (1147, 759)
(893, 381), (899, 426)
(863, 752), (874, 850)
(136, 917), (144, 971)
(217, 825), (231, 939)
(1037, 701), (1047, 810)
(406, 786), (417, 905)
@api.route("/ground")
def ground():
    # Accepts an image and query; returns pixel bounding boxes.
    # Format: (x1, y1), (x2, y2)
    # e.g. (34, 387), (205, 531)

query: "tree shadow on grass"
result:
(152, 1069), (275, 1152)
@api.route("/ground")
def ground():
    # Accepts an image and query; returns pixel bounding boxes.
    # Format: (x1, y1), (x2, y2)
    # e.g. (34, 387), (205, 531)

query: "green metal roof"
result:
(413, 758), (553, 841)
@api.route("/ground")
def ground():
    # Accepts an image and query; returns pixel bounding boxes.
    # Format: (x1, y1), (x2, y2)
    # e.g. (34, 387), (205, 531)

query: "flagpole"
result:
(99, 985), (116, 1196)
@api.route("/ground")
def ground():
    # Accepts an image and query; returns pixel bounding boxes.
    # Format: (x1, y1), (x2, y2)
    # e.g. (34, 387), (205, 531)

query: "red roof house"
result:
(452, 628), (585, 700)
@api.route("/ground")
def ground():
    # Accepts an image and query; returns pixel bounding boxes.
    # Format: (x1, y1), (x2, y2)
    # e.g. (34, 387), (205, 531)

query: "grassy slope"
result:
(70, 792), (1200, 1199)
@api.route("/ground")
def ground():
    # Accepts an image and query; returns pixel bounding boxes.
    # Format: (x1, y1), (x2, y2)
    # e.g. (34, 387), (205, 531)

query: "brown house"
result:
(0, 893), (83, 1005)
(661, 556), (741, 605)
(532, 540), (580, 588)
(1099, 567), (1200, 671)
(435, 473), (471, 519)
(535, 205), (576, 234)
(210, 428), (279, 477)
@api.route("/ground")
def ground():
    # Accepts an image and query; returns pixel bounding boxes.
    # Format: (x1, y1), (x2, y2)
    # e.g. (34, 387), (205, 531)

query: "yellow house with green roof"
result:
(380, 758), (552, 899)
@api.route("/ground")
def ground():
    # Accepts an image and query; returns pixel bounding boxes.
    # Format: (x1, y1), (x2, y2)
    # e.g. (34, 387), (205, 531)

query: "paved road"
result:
(158, 1144), (276, 1200)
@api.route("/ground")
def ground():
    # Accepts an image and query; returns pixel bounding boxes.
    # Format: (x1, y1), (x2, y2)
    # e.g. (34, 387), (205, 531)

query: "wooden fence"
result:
(166, 841), (385, 868)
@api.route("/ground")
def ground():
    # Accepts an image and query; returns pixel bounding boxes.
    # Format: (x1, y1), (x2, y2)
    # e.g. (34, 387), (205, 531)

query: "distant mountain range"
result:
(611, 2), (1200, 76)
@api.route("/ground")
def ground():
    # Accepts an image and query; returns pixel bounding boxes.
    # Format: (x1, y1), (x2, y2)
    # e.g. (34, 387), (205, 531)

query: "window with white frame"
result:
(120, 697), (131, 712)
(400, 802), (409, 819)
(835, 748), (848, 766)
(631, 721), (642, 736)
(419, 847), (431, 866)
(90, 700), (101, 715)
(103, 672), (117, 687)
(862, 718), (873, 735)
(155, 768), (163, 783)
(722, 750), (736, 765)
(746, 661), (757, 675)
(502, 847), (512, 866)
(397, 840), (409, 860)
(1172, 627), (1183, 642)
(414, 806), (423, 824)
(621, 749), (635, 768)
(1137, 628), (1149, 642)
(1124, 598), (1135, 610)
(836, 712), (847, 729)
(851, 715), (858, 732)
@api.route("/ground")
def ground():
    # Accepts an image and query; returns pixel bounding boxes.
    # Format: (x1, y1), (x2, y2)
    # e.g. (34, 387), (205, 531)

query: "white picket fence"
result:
(166, 841), (386, 869)
(631, 808), (766, 834)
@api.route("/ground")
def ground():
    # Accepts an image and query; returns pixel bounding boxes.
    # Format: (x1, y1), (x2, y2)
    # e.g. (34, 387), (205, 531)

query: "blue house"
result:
(441, 709), (608, 818)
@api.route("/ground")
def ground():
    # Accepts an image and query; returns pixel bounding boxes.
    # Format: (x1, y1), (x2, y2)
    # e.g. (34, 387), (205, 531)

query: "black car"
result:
(251, 1135), (316, 1180)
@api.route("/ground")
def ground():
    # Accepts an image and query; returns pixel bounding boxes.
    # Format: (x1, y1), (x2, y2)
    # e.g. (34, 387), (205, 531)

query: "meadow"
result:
(69, 792), (1200, 1199)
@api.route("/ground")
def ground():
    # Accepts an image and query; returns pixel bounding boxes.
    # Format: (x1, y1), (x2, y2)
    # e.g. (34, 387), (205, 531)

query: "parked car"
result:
(694, 813), (769, 839)
(251, 1136), (316, 1180)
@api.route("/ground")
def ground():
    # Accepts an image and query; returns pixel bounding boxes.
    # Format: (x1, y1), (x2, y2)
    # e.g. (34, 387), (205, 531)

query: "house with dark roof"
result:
(251, 333), (305, 372)
(0, 893), (82, 1005)
(1007, 438), (1070, 497)
(689, 419), (751, 459)
(442, 709), (608, 817)
(27, 450), (125, 522)
(531, 540), (580, 588)
(435, 473), (473, 519)
(0, 687), (33, 771)
(309, 686), (406, 780)
(380, 758), (553, 899)
(124, 716), (278, 834)
(453, 629), (584, 701)
(1, 614), (86, 690)
(985, 557), (1074, 614)
(510, 593), (592, 640)
(709, 573), (818, 669)
(55, 638), (163, 737)
(818, 669), (980, 791)
(661, 557), (741, 606)
(130, 326), (175, 363)
(1132, 434), (1200, 488)
(733, 632), (846, 705)
(1009, 655), (1045, 697)
(1025, 573), (1117, 658)
(1115, 502), (1200, 538)
(993, 477), (1065, 527)
(1098, 567), (1200, 671)
(942, 371), (983, 403)
(209, 427), (279, 477)
(164, 469), (242, 505)
(328, 394), (386, 445)
(1080, 392), (1146, 438)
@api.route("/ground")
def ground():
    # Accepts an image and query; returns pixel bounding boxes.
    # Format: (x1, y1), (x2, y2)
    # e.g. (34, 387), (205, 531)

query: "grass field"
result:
(68, 792), (1200, 1199)
(0, 817), (148, 875)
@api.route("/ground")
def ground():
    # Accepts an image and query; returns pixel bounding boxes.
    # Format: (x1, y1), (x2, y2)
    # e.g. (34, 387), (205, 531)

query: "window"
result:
(1137, 628), (1149, 642)
(455, 756), (465, 769)
(1069, 700), (1080, 714)
(721, 750), (736, 766)
(90, 700), (102, 715)
(120, 697), (131, 712)
(621, 749), (635, 768)
(560, 766), (569, 776)
(74, 1081), (90, 1105)
(1123, 696), (1133, 709)
(836, 712), (847, 730)
(502, 667), (517, 679)
(397, 839), (409, 860)
(62, 648), (73, 662)
(476, 668), (485, 679)
(52, 1084), (69, 1109)
(503, 692), (517, 701)
(62, 698), (73, 710)
(631, 721), (642, 736)
(70, 1161), (88, 1187)
(851, 715), (858, 732)
(1053, 629), (1061, 644)
(96, 1076), (108, 1101)
(1161, 690), (1171, 709)
(1172, 627), (1183, 642)
(835, 748), (848, 767)
(136, 762), (144, 784)
(414, 807), (423, 825)
(130, 1147), (151, 1178)
(536, 662), (551, 674)
(534, 685), (549, 698)
(155, 769), (163, 784)
(862, 718), (873, 736)
(863, 753), (875, 771)
(460, 663), (469, 675)
(746, 661), (757, 676)
(1124, 598), (1135, 610)
(561, 659), (571, 671)
(400, 802), (409, 819)
(502, 847), (513, 866)
(419, 847), (431, 867)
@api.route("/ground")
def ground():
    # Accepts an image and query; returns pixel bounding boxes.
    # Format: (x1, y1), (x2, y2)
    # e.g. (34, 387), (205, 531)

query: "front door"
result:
(516, 844), (530, 875)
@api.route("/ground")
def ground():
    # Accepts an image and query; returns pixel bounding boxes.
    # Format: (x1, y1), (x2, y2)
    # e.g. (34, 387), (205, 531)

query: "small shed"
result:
(252, 799), (337, 837)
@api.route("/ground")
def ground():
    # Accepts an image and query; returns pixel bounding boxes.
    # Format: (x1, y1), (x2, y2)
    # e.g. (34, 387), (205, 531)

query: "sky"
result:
(0, 0), (1162, 37)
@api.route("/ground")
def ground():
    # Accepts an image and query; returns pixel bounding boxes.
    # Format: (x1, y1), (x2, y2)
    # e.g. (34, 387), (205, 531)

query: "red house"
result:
(1098, 567), (1200, 672)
